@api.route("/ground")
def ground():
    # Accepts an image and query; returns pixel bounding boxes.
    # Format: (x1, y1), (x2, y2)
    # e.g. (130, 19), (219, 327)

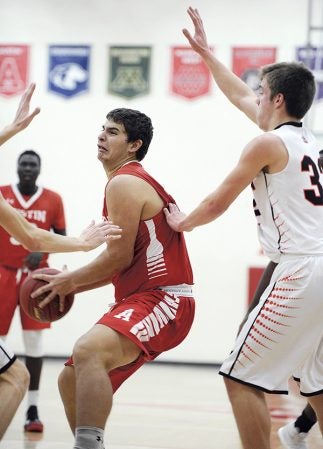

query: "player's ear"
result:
(128, 139), (142, 154)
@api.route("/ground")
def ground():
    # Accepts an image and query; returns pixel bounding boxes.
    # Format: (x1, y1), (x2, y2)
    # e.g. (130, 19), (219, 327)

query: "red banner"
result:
(232, 47), (276, 91)
(170, 46), (212, 100)
(0, 45), (29, 97)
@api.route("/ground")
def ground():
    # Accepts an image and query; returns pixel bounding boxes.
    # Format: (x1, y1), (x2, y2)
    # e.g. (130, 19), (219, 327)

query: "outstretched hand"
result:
(163, 203), (189, 232)
(0, 83), (40, 146)
(13, 83), (40, 132)
(182, 7), (210, 55)
(80, 219), (122, 251)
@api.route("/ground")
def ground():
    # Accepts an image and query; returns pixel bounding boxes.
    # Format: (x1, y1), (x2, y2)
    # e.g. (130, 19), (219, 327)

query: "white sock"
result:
(74, 426), (105, 449)
(27, 390), (39, 408)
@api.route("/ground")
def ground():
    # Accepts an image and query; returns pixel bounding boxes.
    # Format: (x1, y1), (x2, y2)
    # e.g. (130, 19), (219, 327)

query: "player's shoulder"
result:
(41, 187), (63, 201)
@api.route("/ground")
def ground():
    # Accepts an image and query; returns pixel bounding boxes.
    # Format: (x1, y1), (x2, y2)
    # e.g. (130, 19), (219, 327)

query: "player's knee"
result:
(6, 359), (30, 399)
(72, 333), (117, 371)
(22, 330), (43, 357)
(58, 366), (74, 399)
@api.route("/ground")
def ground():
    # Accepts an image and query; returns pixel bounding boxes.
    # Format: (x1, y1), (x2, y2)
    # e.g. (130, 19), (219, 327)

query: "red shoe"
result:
(24, 406), (44, 433)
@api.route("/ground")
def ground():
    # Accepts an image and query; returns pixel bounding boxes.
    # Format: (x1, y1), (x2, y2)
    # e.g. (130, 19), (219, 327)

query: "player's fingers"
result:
(163, 207), (170, 217)
(31, 282), (52, 298)
(59, 295), (66, 312)
(38, 291), (58, 309)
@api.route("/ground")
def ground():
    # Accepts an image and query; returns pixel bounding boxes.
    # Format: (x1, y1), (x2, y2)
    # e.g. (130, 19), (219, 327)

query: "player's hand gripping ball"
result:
(19, 267), (74, 322)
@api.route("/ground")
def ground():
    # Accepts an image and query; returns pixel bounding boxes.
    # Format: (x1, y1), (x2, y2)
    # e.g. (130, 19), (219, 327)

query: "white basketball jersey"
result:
(252, 123), (323, 262)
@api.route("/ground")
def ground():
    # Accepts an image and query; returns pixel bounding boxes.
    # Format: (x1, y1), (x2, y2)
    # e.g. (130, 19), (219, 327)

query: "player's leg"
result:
(0, 345), (30, 439)
(308, 394), (323, 436)
(71, 324), (141, 449)
(224, 377), (271, 449)
(22, 329), (44, 432)
(58, 365), (76, 433)
(278, 402), (316, 448)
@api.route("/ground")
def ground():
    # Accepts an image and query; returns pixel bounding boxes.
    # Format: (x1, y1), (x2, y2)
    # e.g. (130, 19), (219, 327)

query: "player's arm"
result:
(164, 133), (286, 231)
(0, 83), (40, 146)
(0, 192), (121, 252)
(24, 210), (67, 270)
(183, 7), (258, 123)
(32, 174), (146, 306)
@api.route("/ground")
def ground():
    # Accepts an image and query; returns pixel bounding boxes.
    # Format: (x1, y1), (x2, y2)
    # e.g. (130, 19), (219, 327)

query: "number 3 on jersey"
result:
(302, 155), (323, 206)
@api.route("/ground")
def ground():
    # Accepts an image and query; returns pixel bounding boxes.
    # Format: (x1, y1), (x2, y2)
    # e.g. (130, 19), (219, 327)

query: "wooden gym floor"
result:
(1, 359), (322, 449)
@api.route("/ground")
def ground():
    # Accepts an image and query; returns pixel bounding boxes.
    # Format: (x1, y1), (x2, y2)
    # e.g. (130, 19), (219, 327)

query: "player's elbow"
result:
(21, 236), (42, 252)
(204, 198), (228, 220)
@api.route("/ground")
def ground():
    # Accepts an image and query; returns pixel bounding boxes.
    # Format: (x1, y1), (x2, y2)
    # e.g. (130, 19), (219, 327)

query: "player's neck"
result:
(104, 158), (138, 179)
(17, 182), (38, 196)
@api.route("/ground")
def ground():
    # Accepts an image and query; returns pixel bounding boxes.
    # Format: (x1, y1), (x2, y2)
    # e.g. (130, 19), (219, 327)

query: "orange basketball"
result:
(19, 267), (74, 323)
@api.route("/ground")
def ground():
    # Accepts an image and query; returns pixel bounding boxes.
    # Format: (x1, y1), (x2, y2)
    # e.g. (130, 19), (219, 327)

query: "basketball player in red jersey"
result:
(0, 149), (67, 432)
(33, 108), (195, 449)
(0, 83), (121, 441)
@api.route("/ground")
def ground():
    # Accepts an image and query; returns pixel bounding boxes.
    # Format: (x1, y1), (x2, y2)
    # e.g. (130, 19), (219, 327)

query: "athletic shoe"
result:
(24, 405), (44, 432)
(278, 422), (308, 449)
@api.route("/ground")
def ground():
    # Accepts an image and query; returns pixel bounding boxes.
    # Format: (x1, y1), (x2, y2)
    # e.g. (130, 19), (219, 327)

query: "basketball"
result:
(19, 267), (74, 323)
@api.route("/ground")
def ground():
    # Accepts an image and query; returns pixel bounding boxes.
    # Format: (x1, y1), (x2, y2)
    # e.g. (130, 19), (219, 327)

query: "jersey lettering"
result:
(130, 295), (179, 342)
(301, 155), (323, 205)
(113, 309), (134, 321)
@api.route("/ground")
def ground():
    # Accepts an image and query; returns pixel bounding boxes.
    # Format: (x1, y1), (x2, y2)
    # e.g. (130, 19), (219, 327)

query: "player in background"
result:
(31, 107), (195, 449)
(0, 83), (121, 440)
(0, 148), (67, 432)
(164, 7), (323, 449)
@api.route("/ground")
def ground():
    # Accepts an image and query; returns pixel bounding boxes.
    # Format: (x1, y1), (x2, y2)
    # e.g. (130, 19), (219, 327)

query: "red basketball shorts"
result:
(66, 288), (195, 392)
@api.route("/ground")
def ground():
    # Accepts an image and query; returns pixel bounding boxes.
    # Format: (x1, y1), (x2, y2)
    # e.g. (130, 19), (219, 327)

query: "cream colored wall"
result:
(1, 0), (319, 362)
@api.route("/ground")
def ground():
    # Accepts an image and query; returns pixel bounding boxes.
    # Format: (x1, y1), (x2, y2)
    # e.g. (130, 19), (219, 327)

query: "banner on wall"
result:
(108, 46), (151, 99)
(0, 45), (29, 97)
(48, 45), (90, 98)
(296, 46), (323, 100)
(232, 47), (276, 91)
(170, 46), (212, 100)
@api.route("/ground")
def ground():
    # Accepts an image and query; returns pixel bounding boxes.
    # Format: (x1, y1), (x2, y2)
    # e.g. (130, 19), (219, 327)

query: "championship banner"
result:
(296, 46), (323, 100)
(232, 47), (276, 91)
(108, 46), (151, 99)
(0, 45), (29, 97)
(170, 46), (211, 100)
(48, 45), (90, 98)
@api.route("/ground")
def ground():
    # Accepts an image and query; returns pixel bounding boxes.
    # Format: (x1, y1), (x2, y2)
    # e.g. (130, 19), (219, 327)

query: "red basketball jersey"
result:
(0, 184), (66, 268)
(102, 162), (193, 302)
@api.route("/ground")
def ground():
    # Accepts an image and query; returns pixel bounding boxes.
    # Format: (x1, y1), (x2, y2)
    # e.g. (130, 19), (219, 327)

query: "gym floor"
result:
(1, 359), (322, 449)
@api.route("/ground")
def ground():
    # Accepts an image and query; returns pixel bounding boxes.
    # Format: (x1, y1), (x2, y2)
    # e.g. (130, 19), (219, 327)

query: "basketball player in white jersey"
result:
(164, 7), (323, 449)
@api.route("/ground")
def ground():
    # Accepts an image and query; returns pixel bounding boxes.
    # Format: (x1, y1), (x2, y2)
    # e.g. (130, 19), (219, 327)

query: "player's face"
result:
(256, 78), (275, 131)
(17, 155), (40, 184)
(97, 119), (132, 166)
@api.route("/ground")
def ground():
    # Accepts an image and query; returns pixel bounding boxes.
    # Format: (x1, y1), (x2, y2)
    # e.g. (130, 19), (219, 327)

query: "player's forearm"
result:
(68, 249), (129, 291)
(0, 124), (19, 146)
(200, 50), (257, 123)
(178, 196), (227, 232)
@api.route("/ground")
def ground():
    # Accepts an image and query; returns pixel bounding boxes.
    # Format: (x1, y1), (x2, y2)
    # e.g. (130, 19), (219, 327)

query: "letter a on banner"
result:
(0, 45), (29, 97)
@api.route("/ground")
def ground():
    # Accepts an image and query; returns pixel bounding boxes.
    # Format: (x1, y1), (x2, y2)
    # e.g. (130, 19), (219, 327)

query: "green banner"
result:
(108, 46), (151, 99)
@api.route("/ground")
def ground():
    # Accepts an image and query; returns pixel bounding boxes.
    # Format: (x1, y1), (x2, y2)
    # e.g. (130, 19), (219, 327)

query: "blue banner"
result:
(48, 45), (90, 98)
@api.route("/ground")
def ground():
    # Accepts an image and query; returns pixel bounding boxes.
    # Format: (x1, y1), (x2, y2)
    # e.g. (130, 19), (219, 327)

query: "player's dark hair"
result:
(106, 108), (154, 161)
(260, 62), (316, 119)
(18, 150), (41, 166)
